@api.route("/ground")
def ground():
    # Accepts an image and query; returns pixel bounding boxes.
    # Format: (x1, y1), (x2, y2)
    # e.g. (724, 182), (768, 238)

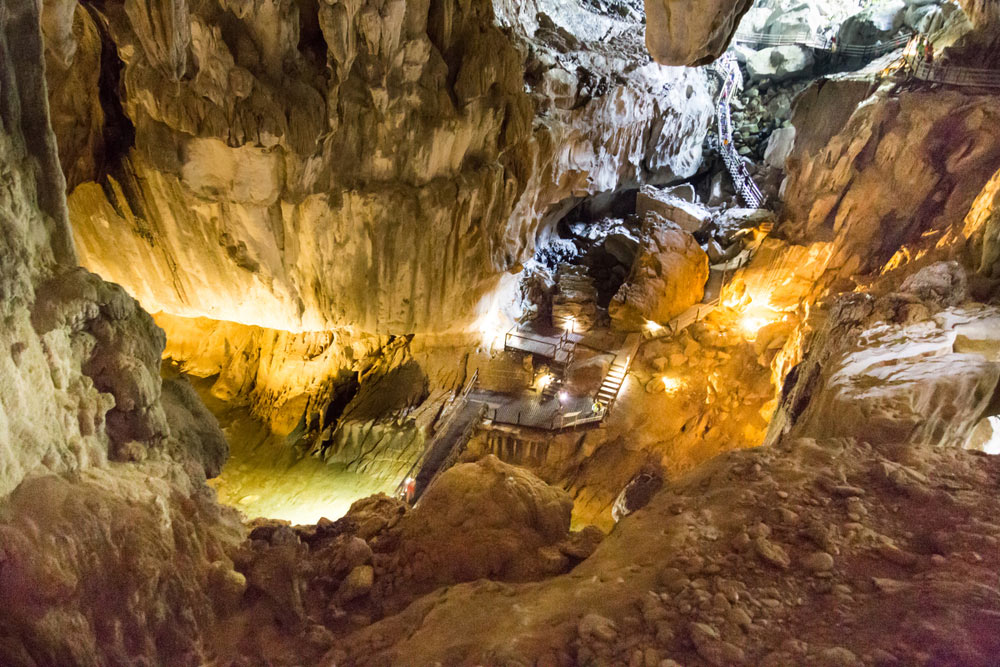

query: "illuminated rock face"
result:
(782, 81), (1000, 278)
(767, 263), (1000, 451)
(156, 312), (386, 434)
(609, 212), (709, 330)
(48, 0), (713, 335)
(959, 165), (1000, 278)
(643, 0), (754, 66)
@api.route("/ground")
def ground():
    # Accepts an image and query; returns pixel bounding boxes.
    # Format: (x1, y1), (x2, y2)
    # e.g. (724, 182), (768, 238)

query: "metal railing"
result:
(504, 327), (577, 365)
(394, 369), (480, 500)
(485, 402), (606, 431)
(418, 401), (488, 500)
(907, 59), (1000, 88)
(713, 53), (765, 209)
(733, 30), (911, 58)
(733, 28), (1000, 89)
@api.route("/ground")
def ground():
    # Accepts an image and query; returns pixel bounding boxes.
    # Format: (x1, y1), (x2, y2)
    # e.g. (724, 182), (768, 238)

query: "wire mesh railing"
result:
(732, 30), (911, 58)
(907, 59), (1000, 88)
(713, 53), (765, 209)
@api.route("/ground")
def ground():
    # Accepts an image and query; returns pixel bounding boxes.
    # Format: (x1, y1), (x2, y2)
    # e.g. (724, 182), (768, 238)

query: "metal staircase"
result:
(595, 334), (641, 411)
(395, 370), (482, 504)
(713, 52), (765, 209)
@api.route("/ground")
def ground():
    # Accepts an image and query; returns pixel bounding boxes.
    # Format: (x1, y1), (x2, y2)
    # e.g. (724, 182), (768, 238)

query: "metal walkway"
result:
(734, 28), (1000, 89)
(396, 371), (484, 504)
(733, 29), (911, 58)
(713, 52), (765, 209)
(411, 399), (487, 501)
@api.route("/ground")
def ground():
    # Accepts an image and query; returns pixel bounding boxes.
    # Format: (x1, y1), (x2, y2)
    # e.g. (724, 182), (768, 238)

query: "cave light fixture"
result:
(645, 320), (663, 334)
(734, 290), (779, 342)
(537, 373), (554, 391)
(661, 376), (684, 393)
(477, 308), (506, 351)
(739, 313), (771, 341)
(558, 390), (570, 403)
(564, 316), (576, 333)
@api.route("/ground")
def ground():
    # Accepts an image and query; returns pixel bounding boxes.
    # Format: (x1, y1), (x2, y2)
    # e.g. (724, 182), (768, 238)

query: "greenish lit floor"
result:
(189, 376), (394, 525)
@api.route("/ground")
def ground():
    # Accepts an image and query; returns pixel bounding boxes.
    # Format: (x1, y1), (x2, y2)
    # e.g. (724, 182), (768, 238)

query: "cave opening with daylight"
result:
(1, 0), (1000, 663)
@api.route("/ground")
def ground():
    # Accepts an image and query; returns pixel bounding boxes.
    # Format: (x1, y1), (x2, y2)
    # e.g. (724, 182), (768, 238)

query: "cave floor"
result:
(190, 377), (393, 525)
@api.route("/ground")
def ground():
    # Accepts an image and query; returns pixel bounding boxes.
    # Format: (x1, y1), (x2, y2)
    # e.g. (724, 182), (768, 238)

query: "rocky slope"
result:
(329, 265), (1000, 666)
(47, 0), (714, 335)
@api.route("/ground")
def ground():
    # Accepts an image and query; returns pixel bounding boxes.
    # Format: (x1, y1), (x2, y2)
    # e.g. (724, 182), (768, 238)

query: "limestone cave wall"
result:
(46, 0), (714, 335)
(0, 4), (245, 663)
(781, 79), (1000, 282)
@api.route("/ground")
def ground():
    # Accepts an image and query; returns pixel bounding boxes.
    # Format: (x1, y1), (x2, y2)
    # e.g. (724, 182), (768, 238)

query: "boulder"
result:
(763, 4), (823, 37)
(764, 126), (796, 168)
(838, 1), (907, 46)
(904, 2), (957, 33)
(342, 494), (406, 541)
(898, 261), (967, 308)
(644, 0), (755, 66)
(610, 213), (709, 331)
(337, 565), (374, 602)
(661, 182), (699, 203)
(390, 456), (575, 585)
(637, 185), (713, 233)
(603, 232), (641, 266)
(746, 45), (814, 82)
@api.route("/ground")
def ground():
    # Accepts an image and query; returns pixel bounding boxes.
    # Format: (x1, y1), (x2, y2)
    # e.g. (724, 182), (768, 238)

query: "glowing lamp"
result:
(739, 315), (769, 341)
(645, 320), (663, 334)
(661, 376), (683, 393)
(558, 390), (569, 403)
(537, 373), (554, 390)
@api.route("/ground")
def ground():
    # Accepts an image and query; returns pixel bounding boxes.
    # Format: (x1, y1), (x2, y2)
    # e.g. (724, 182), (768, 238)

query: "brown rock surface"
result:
(610, 212), (709, 330)
(48, 0), (714, 335)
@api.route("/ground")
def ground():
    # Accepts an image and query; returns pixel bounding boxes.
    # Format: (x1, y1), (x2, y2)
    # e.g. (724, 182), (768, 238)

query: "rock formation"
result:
(644, 0), (754, 66)
(610, 212), (709, 330)
(0, 3), (243, 664)
(782, 79), (1000, 279)
(47, 0), (714, 335)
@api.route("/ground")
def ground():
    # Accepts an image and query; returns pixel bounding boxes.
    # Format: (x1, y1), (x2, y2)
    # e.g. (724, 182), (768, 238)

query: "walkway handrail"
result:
(712, 53), (764, 209)
(419, 402), (488, 500)
(505, 329), (558, 358)
(394, 368), (480, 499)
(907, 57), (1000, 88)
(733, 29), (911, 57)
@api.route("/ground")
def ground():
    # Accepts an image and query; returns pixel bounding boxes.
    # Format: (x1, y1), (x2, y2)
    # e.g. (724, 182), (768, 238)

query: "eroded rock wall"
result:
(0, 5), (243, 663)
(157, 312), (386, 435)
(767, 262), (1000, 451)
(48, 0), (713, 335)
(782, 80), (1000, 280)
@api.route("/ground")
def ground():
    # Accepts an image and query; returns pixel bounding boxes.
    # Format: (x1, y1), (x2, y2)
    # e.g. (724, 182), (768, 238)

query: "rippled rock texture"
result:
(1, 3), (244, 664)
(47, 0), (714, 335)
